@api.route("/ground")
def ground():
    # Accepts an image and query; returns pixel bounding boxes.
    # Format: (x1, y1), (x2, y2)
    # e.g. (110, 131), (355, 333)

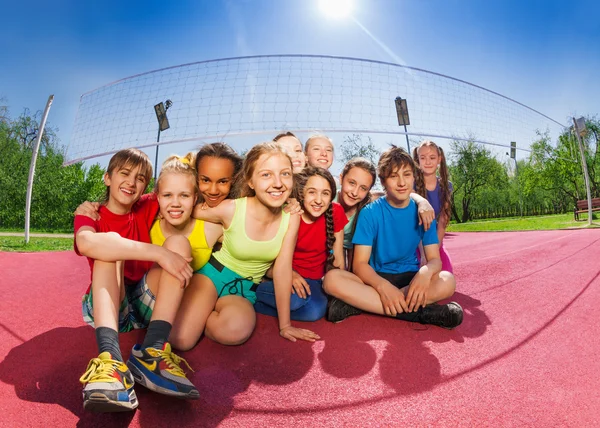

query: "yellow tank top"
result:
(214, 197), (290, 283)
(150, 219), (212, 271)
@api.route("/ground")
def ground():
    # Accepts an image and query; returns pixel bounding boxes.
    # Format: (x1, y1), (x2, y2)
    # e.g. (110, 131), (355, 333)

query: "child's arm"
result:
(192, 199), (235, 226)
(405, 243), (442, 312)
(333, 229), (345, 271)
(273, 215), (320, 343)
(437, 210), (450, 243)
(409, 193), (434, 231)
(76, 226), (193, 286)
(353, 245), (408, 316)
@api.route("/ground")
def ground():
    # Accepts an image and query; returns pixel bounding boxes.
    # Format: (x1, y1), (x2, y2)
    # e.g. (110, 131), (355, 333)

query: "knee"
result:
(289, 294), (309, 311)
(163, 235), (192, 256)
(208, 316), (255, 346)
(323, 271), (342, 296)
(440, 271), (456, 295)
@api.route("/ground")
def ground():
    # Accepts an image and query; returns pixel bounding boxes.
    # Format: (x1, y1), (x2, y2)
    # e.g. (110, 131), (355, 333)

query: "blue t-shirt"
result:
(427, 179), (453, 218)
(352, 197), (438, 274)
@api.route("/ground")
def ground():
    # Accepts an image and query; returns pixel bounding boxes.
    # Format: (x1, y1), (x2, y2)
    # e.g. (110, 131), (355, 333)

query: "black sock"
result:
(142, 320), (172, 350)
(96, 327), (123, 362)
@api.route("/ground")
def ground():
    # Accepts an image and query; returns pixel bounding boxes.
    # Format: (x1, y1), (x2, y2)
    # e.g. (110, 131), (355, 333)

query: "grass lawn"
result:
(0, 236), (72, 252)
(447, 213), (599, 232)
(2, 213), (598, 252)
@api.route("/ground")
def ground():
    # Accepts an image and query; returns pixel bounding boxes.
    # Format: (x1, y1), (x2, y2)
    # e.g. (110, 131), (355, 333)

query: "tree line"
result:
(0, 104), (598, 232)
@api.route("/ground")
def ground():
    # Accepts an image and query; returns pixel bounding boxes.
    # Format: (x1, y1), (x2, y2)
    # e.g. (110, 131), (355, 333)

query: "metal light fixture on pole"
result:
(573, 117), (593, 226)
(153, 99), (172, 182)
(394, 97), (411, 152)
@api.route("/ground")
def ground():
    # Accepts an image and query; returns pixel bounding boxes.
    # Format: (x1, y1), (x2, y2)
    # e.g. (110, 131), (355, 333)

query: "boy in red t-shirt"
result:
(74, 148), (193, 412)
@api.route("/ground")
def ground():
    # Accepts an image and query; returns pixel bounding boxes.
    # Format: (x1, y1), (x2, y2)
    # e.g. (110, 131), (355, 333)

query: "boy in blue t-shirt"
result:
(322, 146), (463, 328)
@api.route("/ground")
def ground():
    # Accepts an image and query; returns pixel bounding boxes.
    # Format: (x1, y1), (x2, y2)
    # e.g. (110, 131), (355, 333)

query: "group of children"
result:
(73, 133), (462, 413)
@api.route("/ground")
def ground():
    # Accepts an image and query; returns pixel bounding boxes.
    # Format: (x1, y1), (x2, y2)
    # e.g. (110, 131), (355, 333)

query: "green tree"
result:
(0, 106), (105, 231)
(449, 139), (507, 222)
(339, 133), (380, 165)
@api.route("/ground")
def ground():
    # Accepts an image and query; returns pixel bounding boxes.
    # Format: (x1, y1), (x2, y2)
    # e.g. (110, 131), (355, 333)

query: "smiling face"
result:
(306, 137), (334, 169)
(248, 153), (293, 210)
(196, 156), (236, 208)
(277, 136), (306, 173)
(339, 166), (373, 210)
(104, 163), (148, 214)
(383, 163), (415, 208)
(417, 145), (441, 176)
(302, 175), (333, 221)
(157, 172), (197, 229)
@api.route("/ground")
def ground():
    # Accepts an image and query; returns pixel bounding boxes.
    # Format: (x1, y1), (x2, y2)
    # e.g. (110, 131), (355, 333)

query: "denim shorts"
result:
(82, 273), (156, 333)
(196, 256), (259, 304)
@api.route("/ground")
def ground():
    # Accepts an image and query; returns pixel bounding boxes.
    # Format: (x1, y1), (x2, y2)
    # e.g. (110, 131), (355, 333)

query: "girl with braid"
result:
(333, 158), (377, 270)
(254, 166), (348, 322)
(413, 140), (454, 273)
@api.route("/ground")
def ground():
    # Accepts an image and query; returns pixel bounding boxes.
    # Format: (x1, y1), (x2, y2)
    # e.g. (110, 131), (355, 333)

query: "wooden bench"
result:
(574, 197), (600, 221)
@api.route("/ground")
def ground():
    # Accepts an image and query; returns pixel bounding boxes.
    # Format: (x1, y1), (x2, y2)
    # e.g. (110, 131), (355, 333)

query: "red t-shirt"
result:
(293, 202), (348, 280)
(74, 193), (159, 290)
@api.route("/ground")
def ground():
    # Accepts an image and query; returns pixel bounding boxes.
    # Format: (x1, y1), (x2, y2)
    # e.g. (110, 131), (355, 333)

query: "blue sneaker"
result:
(79, 352), (138, 412)
(127, 343), (199, 399)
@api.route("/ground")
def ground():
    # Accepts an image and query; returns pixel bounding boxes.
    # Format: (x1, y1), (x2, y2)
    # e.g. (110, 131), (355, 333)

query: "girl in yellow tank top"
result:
(190, 142), (320, 346)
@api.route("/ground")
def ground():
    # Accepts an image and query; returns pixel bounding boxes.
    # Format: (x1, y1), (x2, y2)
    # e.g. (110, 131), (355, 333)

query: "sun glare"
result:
(318, 0), (354, 20)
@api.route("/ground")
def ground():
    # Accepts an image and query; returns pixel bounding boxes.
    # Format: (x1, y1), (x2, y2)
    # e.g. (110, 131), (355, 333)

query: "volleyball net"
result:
(66, 54), (567, 166)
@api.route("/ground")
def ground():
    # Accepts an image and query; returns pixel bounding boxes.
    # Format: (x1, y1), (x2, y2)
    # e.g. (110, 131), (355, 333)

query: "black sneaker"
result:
(327, 298), (362, 323)
(418, 302), (463, 329)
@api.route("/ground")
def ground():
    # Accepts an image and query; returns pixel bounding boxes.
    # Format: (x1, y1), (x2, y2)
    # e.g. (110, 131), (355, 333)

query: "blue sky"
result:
(2, 0), (599, 169)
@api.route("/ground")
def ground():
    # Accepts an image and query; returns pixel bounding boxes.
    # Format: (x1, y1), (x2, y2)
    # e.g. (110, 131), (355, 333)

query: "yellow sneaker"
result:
(79, 352), (138, 412)
(127, 343), (199, 399)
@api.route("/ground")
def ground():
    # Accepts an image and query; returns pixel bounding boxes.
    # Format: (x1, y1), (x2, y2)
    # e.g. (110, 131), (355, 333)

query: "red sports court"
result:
(1, 229), (599, 427)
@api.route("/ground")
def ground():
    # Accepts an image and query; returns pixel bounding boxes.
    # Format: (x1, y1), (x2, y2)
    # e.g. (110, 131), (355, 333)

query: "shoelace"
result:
(79, 357), (120, 384)
(157, 348), (194, 377)
(218, 276), (254, 299)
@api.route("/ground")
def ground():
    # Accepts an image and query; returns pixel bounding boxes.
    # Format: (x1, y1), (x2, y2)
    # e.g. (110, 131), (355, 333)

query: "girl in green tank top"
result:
(189, 142), (320, 346)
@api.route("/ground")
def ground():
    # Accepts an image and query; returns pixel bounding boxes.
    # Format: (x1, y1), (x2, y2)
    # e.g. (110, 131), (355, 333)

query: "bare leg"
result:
(323, 269), (457, 316)
(170, 274), (218, 351)
(323, 269), (387, 315)
(205, 295), (256, 346)
(91, 260), (125, 330)
(145, 235), (191, 324)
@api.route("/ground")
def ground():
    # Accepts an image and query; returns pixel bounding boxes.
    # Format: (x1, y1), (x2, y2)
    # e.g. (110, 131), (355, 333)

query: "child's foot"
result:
(327, 297), (362, 323)
(79, 352), (138, 412)
(127, 343), (199, 399)
(418, 302), (464, 329)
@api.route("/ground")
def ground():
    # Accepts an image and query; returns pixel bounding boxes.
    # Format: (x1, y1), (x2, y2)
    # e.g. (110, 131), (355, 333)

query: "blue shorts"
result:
(82, 273), (156, 333)
(196, 256), (259, 304)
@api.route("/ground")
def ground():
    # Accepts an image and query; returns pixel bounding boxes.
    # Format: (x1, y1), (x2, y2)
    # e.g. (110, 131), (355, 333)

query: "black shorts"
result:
(376, 271), (418, 289)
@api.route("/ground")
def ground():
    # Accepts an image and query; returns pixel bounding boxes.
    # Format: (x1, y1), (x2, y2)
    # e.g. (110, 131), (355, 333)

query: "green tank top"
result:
(213, 197), (290, 283)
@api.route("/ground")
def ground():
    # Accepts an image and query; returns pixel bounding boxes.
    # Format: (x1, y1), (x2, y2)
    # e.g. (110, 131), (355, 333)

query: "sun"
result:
(318, 0), (354, 20)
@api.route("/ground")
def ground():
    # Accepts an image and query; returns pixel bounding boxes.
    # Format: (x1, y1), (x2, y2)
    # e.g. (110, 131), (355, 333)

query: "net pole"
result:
(572, 118), (593, 226)
(25, 95), (54, 244)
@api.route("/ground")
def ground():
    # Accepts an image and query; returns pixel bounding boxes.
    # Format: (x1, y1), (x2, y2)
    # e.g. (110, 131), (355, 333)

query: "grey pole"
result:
(154, 129), (161, 182)
(25, 95), (54, 244)
(572, 117), (593, 226)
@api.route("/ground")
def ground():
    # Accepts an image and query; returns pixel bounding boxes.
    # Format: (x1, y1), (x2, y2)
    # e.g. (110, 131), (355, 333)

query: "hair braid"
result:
(324, 203), (338, 272)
